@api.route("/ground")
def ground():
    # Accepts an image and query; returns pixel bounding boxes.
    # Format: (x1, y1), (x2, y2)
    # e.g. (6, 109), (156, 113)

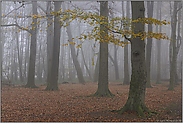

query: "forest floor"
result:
(1, 82), (182, 122)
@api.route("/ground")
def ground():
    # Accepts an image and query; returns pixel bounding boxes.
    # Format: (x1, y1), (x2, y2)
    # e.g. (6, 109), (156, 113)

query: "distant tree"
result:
(156, 1), (162, 84)
(168, 1), (178, 91)
(93, 53), (99, 82)
(63, 2), (85, 85)
(174, 1), (182, 85)
(145, 1), (154, 88)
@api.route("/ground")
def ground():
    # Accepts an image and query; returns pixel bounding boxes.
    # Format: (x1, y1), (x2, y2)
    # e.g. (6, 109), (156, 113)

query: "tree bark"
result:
(92, 1), (114, 97)
(25, 1), (38, 88)
(123, 1), (130, 85)
(46, 1), (54, 85)
(45, 1), (62, 91)
(114, 1), (151, 116)
(168, 1), (178, 91)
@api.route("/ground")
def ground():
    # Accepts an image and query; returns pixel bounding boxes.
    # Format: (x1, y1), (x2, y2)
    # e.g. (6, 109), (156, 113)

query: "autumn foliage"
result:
(3, 8), (171, 48)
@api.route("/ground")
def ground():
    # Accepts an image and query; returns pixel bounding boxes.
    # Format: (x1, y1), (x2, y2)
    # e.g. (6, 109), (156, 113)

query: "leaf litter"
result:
(1, 82), (182, 122)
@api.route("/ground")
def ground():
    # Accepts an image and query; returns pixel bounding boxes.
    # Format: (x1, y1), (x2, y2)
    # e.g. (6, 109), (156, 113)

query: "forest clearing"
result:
(1, 82), (182, 122)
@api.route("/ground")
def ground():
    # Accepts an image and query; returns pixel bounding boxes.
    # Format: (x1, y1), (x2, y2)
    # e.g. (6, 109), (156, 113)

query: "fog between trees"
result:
(1, 1), (182, 88)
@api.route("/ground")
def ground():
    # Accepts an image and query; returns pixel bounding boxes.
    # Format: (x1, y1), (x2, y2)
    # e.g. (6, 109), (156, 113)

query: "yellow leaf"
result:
(73, 42), (76, 45)
(92, 62), (95, 65)
(92, 58), (94, 61)
(69, 42), (72, 44)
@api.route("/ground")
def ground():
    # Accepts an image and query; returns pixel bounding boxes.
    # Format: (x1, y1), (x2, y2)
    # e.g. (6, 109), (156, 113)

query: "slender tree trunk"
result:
(62, 3), (85, 84)
(145, 1), (154, 88)
(60, 29), (65, 81)
(156, 1), (161, 84)
(168, 1), (178, 91)
(25, 1), (38, 88)
(93, 53), (99, 82)
(81, 46), (92, 80)
(66, 25), (85, 84)
(92, 1), (114, 97)
(113, 45), (119, 80)
(45, 1), (62, 91)
(123, 1), (130, 85)
(174, 2), (182, 85)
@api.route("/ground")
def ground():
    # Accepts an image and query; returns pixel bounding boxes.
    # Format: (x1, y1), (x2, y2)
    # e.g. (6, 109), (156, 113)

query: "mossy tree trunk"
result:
(92, 1), (114, 97)
(45, 1), (62, 91)
(25, 1), (38, 88)
(114, 1), (151, 116)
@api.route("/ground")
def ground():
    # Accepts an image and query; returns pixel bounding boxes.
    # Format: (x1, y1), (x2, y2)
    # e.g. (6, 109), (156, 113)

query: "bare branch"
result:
(4, 4), (24, 17)
(1, 24), (32, 34)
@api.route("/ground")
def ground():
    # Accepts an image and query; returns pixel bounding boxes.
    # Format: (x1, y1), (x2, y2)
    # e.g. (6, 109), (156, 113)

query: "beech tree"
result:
(91, 1), (114, 97)
(25, 1), (38, 88)
(45, 1), (62, 91)
(112, 1), (168, 116)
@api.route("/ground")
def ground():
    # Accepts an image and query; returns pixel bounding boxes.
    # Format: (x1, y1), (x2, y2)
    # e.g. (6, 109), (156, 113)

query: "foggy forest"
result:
(1, 0), (182, 122)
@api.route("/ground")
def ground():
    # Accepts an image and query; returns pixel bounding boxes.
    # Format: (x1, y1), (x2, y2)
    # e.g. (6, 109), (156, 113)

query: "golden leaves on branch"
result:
(6, 8), (171, 47)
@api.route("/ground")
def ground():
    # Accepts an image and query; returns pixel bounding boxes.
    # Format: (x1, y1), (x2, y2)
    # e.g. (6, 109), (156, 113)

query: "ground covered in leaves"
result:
(1, 82), (182, 122)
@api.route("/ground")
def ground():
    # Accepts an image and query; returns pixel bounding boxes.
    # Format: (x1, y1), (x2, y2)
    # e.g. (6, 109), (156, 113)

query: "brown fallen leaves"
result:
(1, 82), (182, 122)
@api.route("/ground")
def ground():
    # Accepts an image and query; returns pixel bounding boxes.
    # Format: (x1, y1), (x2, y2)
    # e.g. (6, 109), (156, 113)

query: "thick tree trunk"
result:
(25, 1), (38, 88)
(145, 1), (154, 88)
(45, 1), (62, 91)
(114, 1), (151, 116)
(92, 1), (114, 97)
